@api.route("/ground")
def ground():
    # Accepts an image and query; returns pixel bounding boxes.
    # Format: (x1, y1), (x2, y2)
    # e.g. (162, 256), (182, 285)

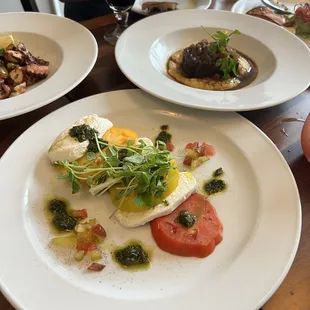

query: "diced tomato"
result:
(92, 224), (107, 239)
(185, 142), (199, 150)
(200, 142), (215, 156)
(76, 241), (97, 252)
(150, 193), (223, 258)
(183, 156), (192, 166)
(87, 263), (105, 272)
(71, 209), (88, 220)
(166, 142), (175, 152)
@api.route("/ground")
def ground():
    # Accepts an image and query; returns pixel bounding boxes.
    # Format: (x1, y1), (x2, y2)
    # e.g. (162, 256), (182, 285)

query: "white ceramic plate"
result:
(132, 0), (211, 15)
(0, 12), (98, 120)
(116, 9), (310, 111)
(0, 89), (301, 310)
(232, 0), (310, 47)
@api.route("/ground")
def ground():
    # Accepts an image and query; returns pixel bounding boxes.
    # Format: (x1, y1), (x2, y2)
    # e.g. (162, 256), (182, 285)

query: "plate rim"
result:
(0, 89), (301, 310)
(0, 12), (98, 120)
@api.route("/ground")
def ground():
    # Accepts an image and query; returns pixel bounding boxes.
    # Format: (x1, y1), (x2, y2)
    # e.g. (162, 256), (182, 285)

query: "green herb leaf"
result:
(216, 56), (238, 79)
(135, 192), (152, 207)
(86, 152), (97, 161)
(72, 180), (80, 194)
(0, 48), (5, 57)
(124, 154), (145, 164)
(136, 172), (150, 193)
(86, 176), (93, 185)
(127, 139), (135, 146)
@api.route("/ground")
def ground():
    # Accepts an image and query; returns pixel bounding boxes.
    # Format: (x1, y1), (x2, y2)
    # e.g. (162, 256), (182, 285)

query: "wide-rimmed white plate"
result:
(0, 89), (301, 310)
(0, 12), (97, 120)
(116, 10), (310, 111)
(132, 0), (211, 15)
(232, 0), (310, 47)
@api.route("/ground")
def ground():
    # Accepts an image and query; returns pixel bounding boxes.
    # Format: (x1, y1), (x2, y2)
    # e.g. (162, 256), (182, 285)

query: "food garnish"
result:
(51, 219), (107, 268)
(114, 243), (150, 268)
(213, 167), (224, 177)
(57, 138), (173, 208)
(48, 199), (78, 231)
(204, 179), (227, 195)
(183, 141), (215, 169)
(69, 124), (107, 153)
(177, 210), (196, 228)
(155, 125), (174, 151)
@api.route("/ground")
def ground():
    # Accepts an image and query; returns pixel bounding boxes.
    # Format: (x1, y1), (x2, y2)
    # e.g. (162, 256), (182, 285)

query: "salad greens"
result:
(56, 137), (173, 208)
(201, 27), (241, 79)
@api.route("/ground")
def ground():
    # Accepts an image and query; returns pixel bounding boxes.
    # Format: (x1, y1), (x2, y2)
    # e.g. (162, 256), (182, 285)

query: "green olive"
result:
(0, 66), (8, 79)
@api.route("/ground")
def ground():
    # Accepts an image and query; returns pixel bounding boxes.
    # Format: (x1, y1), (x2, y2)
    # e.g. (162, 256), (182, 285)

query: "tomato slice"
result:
(92, 224), (107, 239)
(76, 241), (97, 252)
(150, 193), (223, 258)
(71, 209), (88, 220)
(87, 263), (105, 271)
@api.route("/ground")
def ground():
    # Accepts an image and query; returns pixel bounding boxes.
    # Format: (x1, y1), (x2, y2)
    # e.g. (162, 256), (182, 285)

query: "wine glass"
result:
(104, 0), (135, 46)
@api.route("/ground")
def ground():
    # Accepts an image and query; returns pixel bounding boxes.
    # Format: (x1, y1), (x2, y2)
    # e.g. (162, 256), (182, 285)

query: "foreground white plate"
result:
(116, 9), (310, 111)
(132, 0), (211, 15)
(0, 90), (301, 310)
(232, 0), (310, 47)
(0, 12), (97, 120)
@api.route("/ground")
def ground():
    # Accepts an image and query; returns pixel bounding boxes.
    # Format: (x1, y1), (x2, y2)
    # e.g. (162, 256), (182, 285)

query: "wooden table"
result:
(1, 1), (310, 309)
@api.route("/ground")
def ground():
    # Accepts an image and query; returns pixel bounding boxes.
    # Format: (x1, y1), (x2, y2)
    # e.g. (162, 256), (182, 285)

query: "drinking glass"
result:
(104, 0), (135, 46)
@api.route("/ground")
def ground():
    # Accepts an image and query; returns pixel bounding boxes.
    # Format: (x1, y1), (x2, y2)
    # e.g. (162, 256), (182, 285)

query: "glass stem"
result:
(114, 11), (129, 30)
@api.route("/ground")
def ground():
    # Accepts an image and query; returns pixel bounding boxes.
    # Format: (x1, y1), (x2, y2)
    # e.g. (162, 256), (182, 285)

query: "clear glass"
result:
(104, 0), (134, 46)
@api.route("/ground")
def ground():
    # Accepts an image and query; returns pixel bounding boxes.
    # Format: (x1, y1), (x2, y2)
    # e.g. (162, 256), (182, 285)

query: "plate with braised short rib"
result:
(116, 9), (310, 111)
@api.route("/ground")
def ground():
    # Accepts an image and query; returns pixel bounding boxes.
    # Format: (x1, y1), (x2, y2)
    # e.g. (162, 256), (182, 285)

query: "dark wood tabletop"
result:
(1, 0), (310, 309)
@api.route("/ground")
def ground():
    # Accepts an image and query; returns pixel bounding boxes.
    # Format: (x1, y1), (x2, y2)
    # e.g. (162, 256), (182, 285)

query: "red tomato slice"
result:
(87, 263), (105, 271)
(150, 193), (223, 258)
(92, 224), (107, 239)
(200, 142), (215, 156)
(166, 142), (175, 152)
(71, 209), (88, 220)
(76, 241), (97, 252)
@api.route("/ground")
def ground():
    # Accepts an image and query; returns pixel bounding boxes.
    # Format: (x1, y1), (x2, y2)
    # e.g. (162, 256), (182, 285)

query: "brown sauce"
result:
(234, 51), (258, 90)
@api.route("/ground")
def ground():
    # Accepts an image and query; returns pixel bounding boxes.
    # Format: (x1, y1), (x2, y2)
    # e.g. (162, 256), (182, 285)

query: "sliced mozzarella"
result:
(48, 114), (112, 163)
(115, 172), (197, 228)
